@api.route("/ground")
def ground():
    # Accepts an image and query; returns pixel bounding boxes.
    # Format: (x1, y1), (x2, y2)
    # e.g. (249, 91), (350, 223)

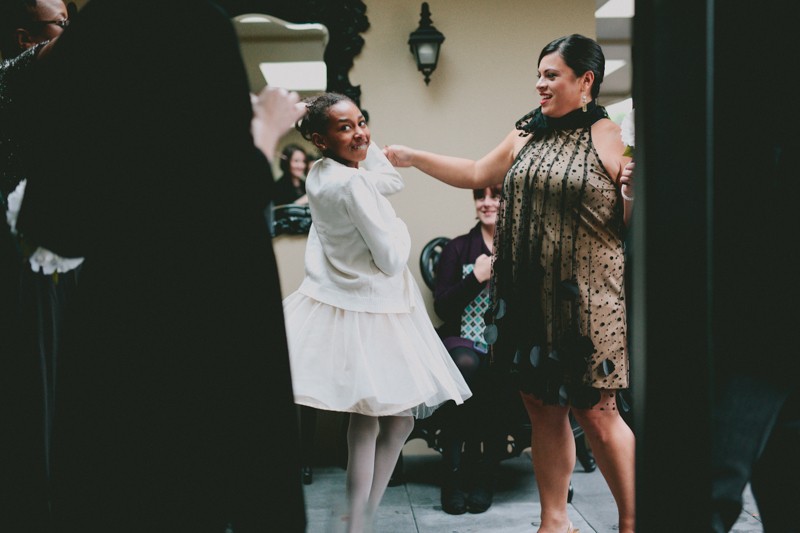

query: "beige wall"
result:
(70, 0), (596, 319)
(273, 0), (596, 323)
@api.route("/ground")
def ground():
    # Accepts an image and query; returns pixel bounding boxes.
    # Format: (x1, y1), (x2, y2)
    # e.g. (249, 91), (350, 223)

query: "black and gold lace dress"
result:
(487, 102), (628, 408)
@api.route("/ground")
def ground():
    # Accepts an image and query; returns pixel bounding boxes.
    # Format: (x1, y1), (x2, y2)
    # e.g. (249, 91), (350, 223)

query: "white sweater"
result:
(297, 142), (414, 313)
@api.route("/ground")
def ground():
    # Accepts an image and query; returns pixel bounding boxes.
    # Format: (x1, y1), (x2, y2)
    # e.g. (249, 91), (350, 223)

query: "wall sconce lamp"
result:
(408, 2), (445, 85)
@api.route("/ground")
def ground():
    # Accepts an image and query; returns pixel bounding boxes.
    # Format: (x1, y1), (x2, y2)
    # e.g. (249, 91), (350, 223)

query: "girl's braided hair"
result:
(295, 92), (354, 141)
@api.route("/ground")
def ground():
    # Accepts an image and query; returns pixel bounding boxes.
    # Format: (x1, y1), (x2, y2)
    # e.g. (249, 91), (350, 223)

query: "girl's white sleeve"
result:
(344, 172), (410, 276)
(361, 142), (405, 196)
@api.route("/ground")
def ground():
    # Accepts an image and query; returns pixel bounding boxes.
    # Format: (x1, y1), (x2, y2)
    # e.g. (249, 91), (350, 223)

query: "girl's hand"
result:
(383, 145), (415, 167)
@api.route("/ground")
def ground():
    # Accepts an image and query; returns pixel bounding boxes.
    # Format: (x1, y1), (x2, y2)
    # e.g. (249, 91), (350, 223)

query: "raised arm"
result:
(251, 87), (307, 162)
(345, 173), (410, 277)
(383, 129), (521, 190)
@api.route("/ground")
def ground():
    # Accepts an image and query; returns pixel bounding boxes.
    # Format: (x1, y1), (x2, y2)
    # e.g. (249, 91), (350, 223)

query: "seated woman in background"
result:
(432, 185), (507, 515)
(273, 143), (310, 206)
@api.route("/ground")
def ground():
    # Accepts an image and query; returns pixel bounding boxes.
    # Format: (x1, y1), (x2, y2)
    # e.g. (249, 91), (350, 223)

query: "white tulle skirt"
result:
(282, 282), (472, 419)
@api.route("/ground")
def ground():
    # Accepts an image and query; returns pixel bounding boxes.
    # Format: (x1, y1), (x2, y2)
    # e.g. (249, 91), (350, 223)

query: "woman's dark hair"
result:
(0, 0), (37, 58)
(473, 185), (502, 200)
(296, 92), (354, 141)
(538, 34), (605, 99)
(278, 143), (308, 175)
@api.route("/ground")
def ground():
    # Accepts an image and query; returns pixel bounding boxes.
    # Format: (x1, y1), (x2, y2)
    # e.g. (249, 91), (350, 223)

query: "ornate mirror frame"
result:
(223, 0), (370, 113)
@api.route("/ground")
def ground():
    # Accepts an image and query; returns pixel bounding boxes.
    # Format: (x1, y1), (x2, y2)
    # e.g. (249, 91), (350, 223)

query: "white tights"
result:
(344, 414), (414, 533)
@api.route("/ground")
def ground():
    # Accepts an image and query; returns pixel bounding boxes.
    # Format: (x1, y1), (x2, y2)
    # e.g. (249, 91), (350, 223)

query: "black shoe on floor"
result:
(575, 434), (597, 473)
(441, 485), (468, 515)
(578, 452), (597, 473)
(466, 485), (493, 513)
(466, 460), (496, 513)
(441, 467), (467, 515)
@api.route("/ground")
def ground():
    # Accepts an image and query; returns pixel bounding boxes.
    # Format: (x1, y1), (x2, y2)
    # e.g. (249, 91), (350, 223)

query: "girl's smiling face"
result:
(312, 100), (370, 168)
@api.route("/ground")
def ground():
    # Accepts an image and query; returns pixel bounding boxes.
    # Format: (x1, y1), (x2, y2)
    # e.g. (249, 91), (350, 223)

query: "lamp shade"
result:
(414, 42), (440, 67)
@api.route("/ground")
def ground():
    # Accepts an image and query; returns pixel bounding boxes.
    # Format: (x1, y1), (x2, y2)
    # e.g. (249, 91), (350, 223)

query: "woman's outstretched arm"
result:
(383, 129), (520, 190)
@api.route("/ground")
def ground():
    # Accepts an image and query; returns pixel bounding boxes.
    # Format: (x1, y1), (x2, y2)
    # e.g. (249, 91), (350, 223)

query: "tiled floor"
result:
(302, 440), (764, 532)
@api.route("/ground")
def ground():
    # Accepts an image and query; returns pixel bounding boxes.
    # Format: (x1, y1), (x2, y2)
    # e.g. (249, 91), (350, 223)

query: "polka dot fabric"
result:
(491, 125), (628, 400)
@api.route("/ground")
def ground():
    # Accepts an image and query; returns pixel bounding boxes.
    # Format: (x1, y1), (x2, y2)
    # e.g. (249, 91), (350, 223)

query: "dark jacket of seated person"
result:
(434, 222), (492, 357)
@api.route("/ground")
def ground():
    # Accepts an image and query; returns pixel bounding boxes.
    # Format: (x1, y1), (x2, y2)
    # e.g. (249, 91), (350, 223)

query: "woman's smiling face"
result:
(535, 52), (589, 118)
(288, 149), (308, 178)
(314, 100), (370, 168)
(474, 186), (500, 228)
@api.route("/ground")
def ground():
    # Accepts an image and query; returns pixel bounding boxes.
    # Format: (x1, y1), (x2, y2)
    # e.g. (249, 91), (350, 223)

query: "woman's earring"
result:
(581, 94), (588, 112)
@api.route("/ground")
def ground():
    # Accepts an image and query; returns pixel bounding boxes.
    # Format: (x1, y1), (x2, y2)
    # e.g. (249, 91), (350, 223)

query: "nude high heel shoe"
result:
(567, 522), (580, 533)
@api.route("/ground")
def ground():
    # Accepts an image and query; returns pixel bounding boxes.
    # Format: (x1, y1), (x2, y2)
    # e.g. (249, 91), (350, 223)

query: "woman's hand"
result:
(620, 160), (635, 201)
(383, 145), (415, 167)
(473, 253), (492, 283)
(251, 87), (306, 161)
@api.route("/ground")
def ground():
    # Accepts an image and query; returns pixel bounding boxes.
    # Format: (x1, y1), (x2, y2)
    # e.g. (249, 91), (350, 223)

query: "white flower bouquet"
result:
(621, 109), (635, 157)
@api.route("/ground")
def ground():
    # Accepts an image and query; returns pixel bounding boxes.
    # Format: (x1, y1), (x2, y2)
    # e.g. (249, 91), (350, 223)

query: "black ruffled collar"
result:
(515, 100), (608, 139)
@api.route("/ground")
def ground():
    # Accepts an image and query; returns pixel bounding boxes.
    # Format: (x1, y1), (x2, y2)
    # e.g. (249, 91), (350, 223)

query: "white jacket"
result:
(298, 142), (414, 313)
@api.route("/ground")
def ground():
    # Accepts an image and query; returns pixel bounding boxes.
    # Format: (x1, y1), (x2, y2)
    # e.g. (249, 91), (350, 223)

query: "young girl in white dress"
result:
(282, 93), (471, 532)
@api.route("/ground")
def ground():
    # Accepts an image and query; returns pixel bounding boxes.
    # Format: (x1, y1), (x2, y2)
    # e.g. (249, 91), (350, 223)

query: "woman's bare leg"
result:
(572, 391), (635, 533)
(522, 393), (575, 533)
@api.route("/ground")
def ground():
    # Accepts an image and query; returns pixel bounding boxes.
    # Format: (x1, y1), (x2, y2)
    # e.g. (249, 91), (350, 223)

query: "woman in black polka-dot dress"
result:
(385, 34), (636, 533)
